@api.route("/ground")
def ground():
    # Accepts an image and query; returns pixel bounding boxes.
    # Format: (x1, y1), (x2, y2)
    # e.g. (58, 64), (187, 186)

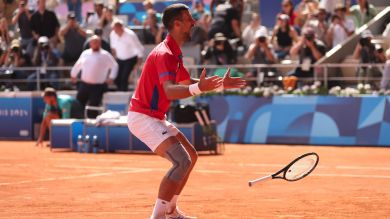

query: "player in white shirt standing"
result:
(70, 35), (118, 118)
(110, 19), (145, 91)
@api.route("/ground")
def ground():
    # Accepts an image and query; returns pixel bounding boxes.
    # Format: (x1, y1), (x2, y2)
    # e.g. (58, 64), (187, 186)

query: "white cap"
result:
(38, 36), (49, 44)
(255, 29), (268, 38)
(361, 29), (373, 38)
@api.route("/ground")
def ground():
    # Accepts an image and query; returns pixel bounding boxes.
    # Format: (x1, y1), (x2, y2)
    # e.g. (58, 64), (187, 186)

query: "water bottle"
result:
(77, 135), (83, 153)
(92, 135), (99, 154)
(84, 135), (90, 153)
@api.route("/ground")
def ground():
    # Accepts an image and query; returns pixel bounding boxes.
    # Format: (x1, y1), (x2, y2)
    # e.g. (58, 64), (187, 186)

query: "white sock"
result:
(167, 195), (179, 213)
(151, 198), (168, 219)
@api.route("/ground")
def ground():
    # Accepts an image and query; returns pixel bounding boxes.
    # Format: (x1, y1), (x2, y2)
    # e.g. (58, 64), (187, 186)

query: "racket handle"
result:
(248, 175), (272, 187)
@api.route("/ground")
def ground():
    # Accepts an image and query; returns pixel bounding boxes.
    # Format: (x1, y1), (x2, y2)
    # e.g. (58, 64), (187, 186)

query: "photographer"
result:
(201, 32), (237, 65)
(27, 36), (59, 90)
(290, 27), (326, 79)
(245, 29), (277, 86)
(353, 30), (385, 85)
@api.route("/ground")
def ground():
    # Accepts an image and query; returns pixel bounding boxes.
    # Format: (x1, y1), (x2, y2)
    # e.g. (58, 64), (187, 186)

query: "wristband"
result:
(189, 82), (202, 96)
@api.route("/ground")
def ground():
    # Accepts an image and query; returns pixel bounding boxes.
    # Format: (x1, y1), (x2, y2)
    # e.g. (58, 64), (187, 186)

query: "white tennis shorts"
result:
(127, 111), (179, 152)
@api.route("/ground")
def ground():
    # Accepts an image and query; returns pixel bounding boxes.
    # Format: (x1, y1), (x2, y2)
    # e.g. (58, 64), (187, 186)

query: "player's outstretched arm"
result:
(163, 69), (223, 100)
(222, 68), (247, 89)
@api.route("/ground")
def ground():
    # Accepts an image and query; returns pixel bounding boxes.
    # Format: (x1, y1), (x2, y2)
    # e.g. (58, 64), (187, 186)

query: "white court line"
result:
(336, 165), (390, 171)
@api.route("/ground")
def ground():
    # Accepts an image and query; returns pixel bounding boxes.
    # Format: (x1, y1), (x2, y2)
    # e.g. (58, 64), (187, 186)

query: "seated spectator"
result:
(271, 14), (299, 60)
(59, 12), (86, 66)
(279, 0), (297, 26)
(208, 0), (241, 40)
(245, 29), (278, 87)
(381, 49), (390, 90)
(242, 12), (268, 48)
(99, 5), (114, 42)
(353, 30), (385, 85)
(36, 87), (83, 147)
(294, 0), (319, 28)
(201, 32), (236, 65)
(83, 28), (111, 53)
(28, 36), (60, 90)
(326, 5), (355, 49)
(141, 9), (165, 44)
(303, 7), (328, 47)
(289, 27), (326, 79)
(349, 0), (377, 28)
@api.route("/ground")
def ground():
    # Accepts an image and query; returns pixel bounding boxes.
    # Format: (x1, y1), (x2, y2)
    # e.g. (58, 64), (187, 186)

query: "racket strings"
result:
(285, 155), (318, 180)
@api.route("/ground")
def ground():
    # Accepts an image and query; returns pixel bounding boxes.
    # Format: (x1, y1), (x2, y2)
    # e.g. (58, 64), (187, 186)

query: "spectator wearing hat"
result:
(289, 27), (326, 79)
(303, 7), (328, 47)
(83, 28), (111, 53)
(12, 0), (34, 58)
(28, 36), (60, 90)
(36, 87), (83, 147)
(353, 29), (385, 85)
(245, 29), (278, 87)
(59, 12), (86, 66)
(84, 1), (105, 30)
(242, 12), (268, 48)
(349, 0), (377, 28)
(65, 0), (82, 23)
(271, 13), (299, 60)
(71, 35), (118, 118)
(30, 0), (60, 49)
(325, 4), (355, 49)
(110, 19), (144, 91)
(201, 32), (237, 65)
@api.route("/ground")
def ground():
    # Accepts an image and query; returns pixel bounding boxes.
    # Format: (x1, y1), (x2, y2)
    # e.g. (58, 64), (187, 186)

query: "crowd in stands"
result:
(0, 0), (389, 91)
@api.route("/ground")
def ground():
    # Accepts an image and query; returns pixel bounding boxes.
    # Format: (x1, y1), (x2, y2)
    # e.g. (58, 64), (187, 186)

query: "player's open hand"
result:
(198, 68), (223, 92)
(222, 68), (246, 89)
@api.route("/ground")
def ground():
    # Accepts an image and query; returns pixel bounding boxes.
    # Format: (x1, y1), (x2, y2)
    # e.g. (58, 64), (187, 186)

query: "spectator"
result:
(303, 7), (328, 47)
(294, 0), (319, 28)
(141, 9), (165, 44)
(65, 0), (82, 23)
(208, 0), (241, 40)
(381, 49), (390, 90)
(349, 0), (377, 28)
(245, 29), (278, 87)
(132, 0), (161, 25)
(271, 14), (299, 60)
(383, 23), (390, 37)
(289, 27), (326, 79)
(12, 0), (34, 58)
(70, 35), (118, 118)
(318, 0), (338, 15)
(353, 30), (385, 85)
(36, 87), (83, 147)
(28, 36), (60, 90)
(99, 5), (115, 42)
(59, 12), (86, 66)
(83, 28), (111, 53)
(210, 0), (227, 17)
(201, 32), (236, 65)
(30, 0), (60, 49)
(191, 0), (206, 21)
(279, 0), (297, 26)
(326, 5), (355, 49)
(110, 19), (144, 91)
(242, 12), (268, 48)
(0, 17), (11, 47)
(84, 1), (104, 30)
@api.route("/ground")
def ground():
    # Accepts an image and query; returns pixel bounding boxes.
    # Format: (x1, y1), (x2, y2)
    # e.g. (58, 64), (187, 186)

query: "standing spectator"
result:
(381, 49), (390, 90)
(110, 19), (144, 91)
(242, 12), (268, 48)
(84, 1), (104, 30)
(59, 12), (86, 66)
(0, 17), (11, 47)
(141, 9), (165, 44)
(289, 27), (326, 79)
(99, 6), (115, 42)
(30, 0), (60, 49)
(210, 0), (226, 17)
(71, 35), (118, 118)
(349, 0), (377, 28)
(326, 5), (355, 49)
(294, 0), (319, 28)
(28, 36), (59, 90)
(83, 28), (111, 53)
(279, 0), (297, 26)
(65, 0), (82, 23)
(12, 0), (34, 58)
(36, 87), (83, 147)
(303, 7), (328, 47)
(271, 14), (299, 60)
(208, 0), (241, 40)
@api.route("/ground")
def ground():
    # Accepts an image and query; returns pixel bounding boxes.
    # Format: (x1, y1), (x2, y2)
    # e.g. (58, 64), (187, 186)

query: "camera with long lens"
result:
(258, 36), (267, 43)
(359, 37), (371, 47)
(305, 34), (314, 41)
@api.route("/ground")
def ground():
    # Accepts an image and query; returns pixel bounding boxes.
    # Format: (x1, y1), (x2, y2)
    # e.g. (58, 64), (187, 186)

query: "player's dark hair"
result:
(162, 3), (189, 31)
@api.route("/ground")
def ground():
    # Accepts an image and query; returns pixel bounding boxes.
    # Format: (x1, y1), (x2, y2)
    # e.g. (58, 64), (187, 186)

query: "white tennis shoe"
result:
(165, 207), (197, 219)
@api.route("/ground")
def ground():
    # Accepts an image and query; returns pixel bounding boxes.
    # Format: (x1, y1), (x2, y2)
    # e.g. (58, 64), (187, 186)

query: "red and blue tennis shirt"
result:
(129, 35), (190, 120)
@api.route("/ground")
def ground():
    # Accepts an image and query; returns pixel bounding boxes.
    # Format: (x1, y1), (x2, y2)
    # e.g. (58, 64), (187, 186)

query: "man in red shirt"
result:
(128, 4), (246, 219)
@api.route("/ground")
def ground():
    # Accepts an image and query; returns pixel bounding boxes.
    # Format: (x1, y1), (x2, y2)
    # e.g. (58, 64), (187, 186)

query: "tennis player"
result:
(127, 3), (246, 219)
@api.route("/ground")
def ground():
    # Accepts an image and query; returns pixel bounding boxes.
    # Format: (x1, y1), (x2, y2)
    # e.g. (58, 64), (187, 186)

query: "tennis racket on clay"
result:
(248, 152), (319, 187)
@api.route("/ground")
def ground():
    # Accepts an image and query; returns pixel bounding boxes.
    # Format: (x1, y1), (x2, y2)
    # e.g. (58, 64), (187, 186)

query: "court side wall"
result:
(196, 95), (390, 146)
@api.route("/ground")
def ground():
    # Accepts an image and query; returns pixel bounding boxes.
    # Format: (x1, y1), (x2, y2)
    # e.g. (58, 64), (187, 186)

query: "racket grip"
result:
(248, 175), (272, 187)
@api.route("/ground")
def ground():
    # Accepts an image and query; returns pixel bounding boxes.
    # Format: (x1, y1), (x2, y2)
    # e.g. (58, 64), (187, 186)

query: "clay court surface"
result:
(0, 141), (390, 218)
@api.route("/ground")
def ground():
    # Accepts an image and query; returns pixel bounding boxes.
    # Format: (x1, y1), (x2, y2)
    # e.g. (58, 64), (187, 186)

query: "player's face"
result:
(179, 10), (196, 41)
